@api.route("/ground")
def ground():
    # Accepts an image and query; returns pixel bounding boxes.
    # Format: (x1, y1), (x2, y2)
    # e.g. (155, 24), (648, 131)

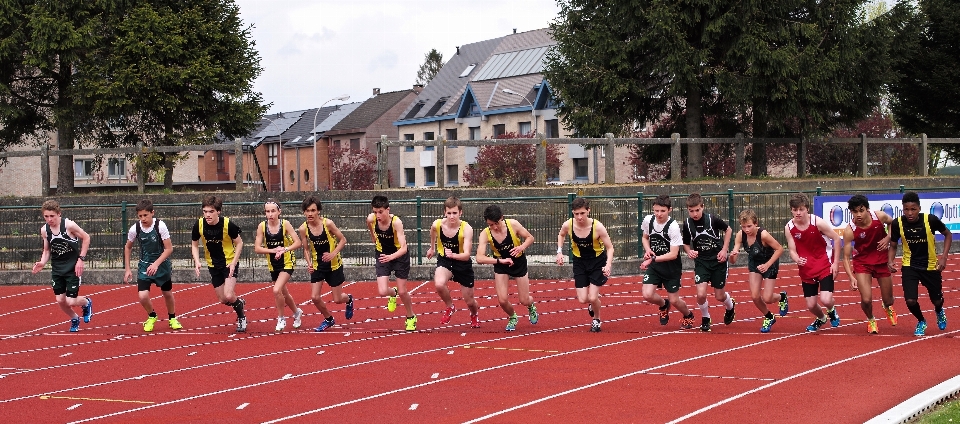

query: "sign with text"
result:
(814, 192), (960, 240)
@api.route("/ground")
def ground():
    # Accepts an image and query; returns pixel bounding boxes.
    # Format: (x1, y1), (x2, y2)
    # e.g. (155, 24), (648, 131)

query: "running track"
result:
(2, 260), (959, 423)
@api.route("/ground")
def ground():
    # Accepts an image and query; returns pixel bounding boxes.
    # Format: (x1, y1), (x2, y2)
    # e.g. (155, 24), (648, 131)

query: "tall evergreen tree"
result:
(415, 48), (444, 86)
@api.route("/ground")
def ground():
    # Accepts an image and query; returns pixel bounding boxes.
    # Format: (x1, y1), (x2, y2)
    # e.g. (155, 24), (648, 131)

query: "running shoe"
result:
(937, 309), (947, 331)
(867, 319), (878, 334)
(658, 302), (671, 325)
(405, 315), (417, 331)
(70, 317), (80, 332)
(885, 305), (898, 326)
(723, 298), (736, 325)
(806, 317), (826, 332)
(143, 316), (157, 332)
(387, 287), (398, 312)
(440, 306), (456, 325)
(528, 304), (539, 325)
(828, 308), (840, 327)
(915, 320), (927, 336)
(236, 316), (247, 333)
(505, 314), (519, 331)
(345, 294), (355, 320)
(315, 316), (335, 332)
(680, 313), (695, 329)
(700, 317), (712, 332)
(588, 303), (594, 318)
(292, 309), (303, 329)
(760, 316), (776, 333)
(168, 317), (183, 330)
(778, 292), (789, 316)
(590, 318), (601, 332)
(470, 313), (480, 328)
(82, 297), (93, 323)
(275, 316), (286, 332)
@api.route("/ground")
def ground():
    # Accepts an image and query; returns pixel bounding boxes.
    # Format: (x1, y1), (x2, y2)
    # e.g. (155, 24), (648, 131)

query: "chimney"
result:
(413, 84), (424, 94)
(456, 46), (460, 55)
(513, 28), (517, 34)
(373, 88), (380, 96)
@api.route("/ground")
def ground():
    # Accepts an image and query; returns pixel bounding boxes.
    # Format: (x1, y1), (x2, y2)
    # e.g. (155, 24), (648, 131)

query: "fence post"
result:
(40, 144), (50, 197)
(436, 137), (445, 189)
(234, 138), (243, 191)
(860, 133), (868, 177)
(416, 195), (422, 265)
(735, 133), (745, 178)
(536, 133), (546, 186)
(121, 200), (128, 246)
(637, 191), (644, 258)
(900, 184), (905, 193)
(671, 133), (681, 182)
(816, 186), (822, 197)
(137, 142), (145, 194)
(727, 188), (735, 229)
(798, 137), (807, 178)
(604, 133), (615, 184)
(377, 135), (388, 189)
(920, 133), (928, 176)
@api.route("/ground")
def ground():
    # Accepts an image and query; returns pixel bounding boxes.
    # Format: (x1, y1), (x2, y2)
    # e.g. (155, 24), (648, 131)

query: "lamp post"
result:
(502, 88), (536, 135)
(312, 94), (350, 191)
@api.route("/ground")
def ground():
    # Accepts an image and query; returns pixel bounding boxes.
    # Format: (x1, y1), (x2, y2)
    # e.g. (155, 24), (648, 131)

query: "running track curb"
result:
(866, 374), (960, 423)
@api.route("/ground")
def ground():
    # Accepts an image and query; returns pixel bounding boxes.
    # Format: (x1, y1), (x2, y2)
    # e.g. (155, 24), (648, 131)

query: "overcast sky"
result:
(234, 0), (561, 115)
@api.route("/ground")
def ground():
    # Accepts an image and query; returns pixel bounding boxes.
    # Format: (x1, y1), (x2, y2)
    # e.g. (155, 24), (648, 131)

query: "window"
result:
(469, 127), (480, 140)
(304, 170), (310, 182)
(108, 158), (126, 177)
(215, 150), (225, 171)
(424, 132), (435, 151)
(333, 139), (341, 150)
(74, 159), (94, 178)
(268, 143), (278, 166)
(424, 166), (436, 186)
(289, 170), (295, 182)
(519, 122), (532, 135)
(445, 129), (457, 148)
(545, 119), (560, 138)
(404, 134), (414, 152)
(447, 164), (459, 184)
(350, 138), (360, 152)
(459, 63), (477, 78)
(547, 166), (560, 181)
(469, 104), (481, 117)
(404, 168), (416, 187)
(493, 124), (505, 138)
(573, 158), (589, 180)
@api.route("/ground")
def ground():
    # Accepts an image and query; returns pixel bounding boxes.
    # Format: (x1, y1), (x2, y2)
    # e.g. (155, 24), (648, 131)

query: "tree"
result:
(329, 146), (378, 190)
(415, 48), (444, 86)
(462, 132), (561, 186)
(807, 108), (917, 176)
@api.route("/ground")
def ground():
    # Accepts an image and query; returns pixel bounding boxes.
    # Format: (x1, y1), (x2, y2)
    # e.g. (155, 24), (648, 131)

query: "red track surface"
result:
(2, 260), (960, 423)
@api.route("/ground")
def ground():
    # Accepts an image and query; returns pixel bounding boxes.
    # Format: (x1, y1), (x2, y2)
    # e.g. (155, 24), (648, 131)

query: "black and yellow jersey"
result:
(192, 217), (242, 268)
(260, 220), (295, 272)
(568, 218), (604, 259)
(304, 218), (342, 271)
(371, 215), (402, 255)
(435, 219), (467, 256)
(485, 219), (523, 259)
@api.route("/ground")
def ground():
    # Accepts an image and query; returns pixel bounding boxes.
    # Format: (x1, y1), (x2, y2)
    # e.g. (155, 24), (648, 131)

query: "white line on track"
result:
(67, 404), (82, 410)
(0, 285), (133, 319)
(409, 404), (418, 410)
(297, 282), (354, 307)
(0, 287), (48, 300)
(236, 403), (249, 410)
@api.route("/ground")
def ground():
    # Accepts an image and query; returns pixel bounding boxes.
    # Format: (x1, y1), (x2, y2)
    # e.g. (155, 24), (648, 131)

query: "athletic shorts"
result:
(852, 261), (891, 279)
(747, 259), (779, 279)
(902, 266), (943, 301)
(51, 274), (81, 298)
(493, 256), (528, 278)
(643, 267), (681, 294)
(311, 267), (346, 287)
(269, 268), (294, 282)
(573, 254), (608, 289)
(802, 274), (835, 297)
(138, 278), (172, 292)
(375, 252), (410, 279)
(437, 256), (476, 289)
(208, 265), (240, 289)
(694, 259), (728, 289)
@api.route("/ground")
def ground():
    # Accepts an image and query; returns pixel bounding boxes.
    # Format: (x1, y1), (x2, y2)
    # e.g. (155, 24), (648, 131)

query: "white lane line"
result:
(59, 353), (72, 358)
(447, 350), (454, 355)
(316, 351), (325, 355)
(237, 403), (249, 410)
(187, 352), (196, 356)
(282, 374), (292, 380)
(409, 404), (418, 410)
(0, 287), (48, 300)
(430, 373), (439, 379)
(67, 404), (82, 410)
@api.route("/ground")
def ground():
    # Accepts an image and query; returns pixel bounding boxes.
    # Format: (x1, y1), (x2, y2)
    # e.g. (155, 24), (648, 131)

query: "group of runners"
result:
(32, 190), (951, 337)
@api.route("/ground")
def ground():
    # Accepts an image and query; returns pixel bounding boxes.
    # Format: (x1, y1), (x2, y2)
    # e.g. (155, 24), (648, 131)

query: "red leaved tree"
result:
(807, 109), (915, 175)
(462, 132), (561, 186)
(330, 146), (378, 190)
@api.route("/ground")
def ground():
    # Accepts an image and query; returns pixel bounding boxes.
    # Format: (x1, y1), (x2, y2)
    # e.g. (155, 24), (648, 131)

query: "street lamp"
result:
(312, 94), (350, 191)
(502, 88), (537, 135)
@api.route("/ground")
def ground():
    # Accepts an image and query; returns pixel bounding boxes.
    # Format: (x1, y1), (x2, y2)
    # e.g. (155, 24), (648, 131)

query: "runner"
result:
(367, 195), (417, 331)
(784, 193), (842, 332)
(682, 193), (734, 332)
(253, 199), (304, 332)
(841, 194), (896, 334)
(729, 209), (787, 333)
(123, 199), (181, 332)
(475, 204), (538, 331)
(428, 197), (479, 328)
(556, 197), (614, 332)
(299, 195), (354, 332)
(191, 195), (247, 332)
(32, 200), (93, 332)
(640, 194), (695, 330)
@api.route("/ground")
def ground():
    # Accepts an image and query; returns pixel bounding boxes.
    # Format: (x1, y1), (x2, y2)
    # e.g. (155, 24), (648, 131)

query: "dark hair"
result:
(371, 195), (390, 209)
(686, 193), (703, 208)
(653, 194), (671, 208)
(788, 193), (809, 209)
(847, 194), (869, 210)
(201, 195), (222, 212)
(483, 205), (504, 222)
(571, 197), (589, 210)
(135, 199), (155, 212)
(902, 191), (920, 205)
(301, 195), (322, 212)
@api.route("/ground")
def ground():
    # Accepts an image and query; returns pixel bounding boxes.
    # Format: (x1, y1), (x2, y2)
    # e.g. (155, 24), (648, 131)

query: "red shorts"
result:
(852, 261), (891, 278)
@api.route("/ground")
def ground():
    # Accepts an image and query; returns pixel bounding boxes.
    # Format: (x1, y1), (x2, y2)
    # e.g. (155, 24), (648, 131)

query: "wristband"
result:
(496, 258), (501, 264)
(557, 247), (563, 255)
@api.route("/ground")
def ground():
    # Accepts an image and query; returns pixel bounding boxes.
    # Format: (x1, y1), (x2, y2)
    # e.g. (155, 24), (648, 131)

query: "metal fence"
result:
(0, 185), (946, 271)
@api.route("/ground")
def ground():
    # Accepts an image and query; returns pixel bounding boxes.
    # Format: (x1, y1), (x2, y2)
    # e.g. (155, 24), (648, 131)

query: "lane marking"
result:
(282, 374), (292, 380)
(447, 350), (454, 355)
(40, 395), (153, 404)
(641, 371), (776, 381)
(187, 352), (196, 356)
(67, 404), (82, 410)
(237, 403), (249, 410)
(317, 351), (325, 355)
(431, 373), (439, 379)
(59, 352), (72, 358)
(409, 404), (419, 410)
(463, 345), (560, 354)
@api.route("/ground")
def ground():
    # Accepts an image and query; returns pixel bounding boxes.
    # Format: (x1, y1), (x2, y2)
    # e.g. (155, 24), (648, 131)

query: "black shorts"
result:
(375, 252), (410, 279)
(269, 268), (294, 282)
(802, 274), (835, 297)
(902, 266), (943, 301)
(208, 265), (240, 289)
(51, 274), (81, 298)
(437, 256), (476, 288)
(748, 258), (779, 279)
(493, 256), (528, 278)
(694, 259), (728, 289)
(311, 267), (346, 287)
(572, 254), (608, 289)
(138, 279), (172, 292)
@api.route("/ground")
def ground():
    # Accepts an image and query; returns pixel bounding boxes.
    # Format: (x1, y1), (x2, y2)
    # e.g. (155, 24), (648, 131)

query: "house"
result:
(392, 28), (635, 188)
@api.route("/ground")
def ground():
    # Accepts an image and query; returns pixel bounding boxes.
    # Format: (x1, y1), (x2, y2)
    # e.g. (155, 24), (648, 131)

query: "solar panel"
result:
(473, 46), (550, 81)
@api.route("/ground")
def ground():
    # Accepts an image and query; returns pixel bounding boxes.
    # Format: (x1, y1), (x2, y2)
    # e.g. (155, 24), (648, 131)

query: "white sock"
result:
(722, 293), (734, 310)
(698, 301), (710, 318)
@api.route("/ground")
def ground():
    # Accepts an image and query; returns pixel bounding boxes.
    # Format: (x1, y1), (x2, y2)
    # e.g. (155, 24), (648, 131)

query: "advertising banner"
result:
(814, 192), (960, 240)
